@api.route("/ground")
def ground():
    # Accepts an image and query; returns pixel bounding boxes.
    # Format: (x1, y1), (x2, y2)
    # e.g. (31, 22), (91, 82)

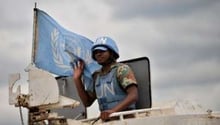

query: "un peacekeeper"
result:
(73, 36), (138, 121)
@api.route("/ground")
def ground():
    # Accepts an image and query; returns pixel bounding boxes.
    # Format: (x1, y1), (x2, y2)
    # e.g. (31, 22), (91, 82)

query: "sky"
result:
(1, 0), (220, 124)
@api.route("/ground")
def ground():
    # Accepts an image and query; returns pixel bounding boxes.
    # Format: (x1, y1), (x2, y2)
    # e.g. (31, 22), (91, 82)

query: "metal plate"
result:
(120, 57), (152, 109)
(54, 76), (86, 119)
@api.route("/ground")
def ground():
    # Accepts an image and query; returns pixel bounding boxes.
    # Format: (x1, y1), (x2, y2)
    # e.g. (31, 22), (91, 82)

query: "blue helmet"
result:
(92, 36), (119, 60)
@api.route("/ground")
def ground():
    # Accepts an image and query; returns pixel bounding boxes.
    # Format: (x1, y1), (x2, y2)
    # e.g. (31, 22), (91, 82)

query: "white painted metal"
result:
(38, 95), (80, 110)
(8, 73), (21, 105)
(78, 102), (220, 125)
(26, 64), (59, 107)
(98, 113), (220, 125)
(80, 110), (220, 125)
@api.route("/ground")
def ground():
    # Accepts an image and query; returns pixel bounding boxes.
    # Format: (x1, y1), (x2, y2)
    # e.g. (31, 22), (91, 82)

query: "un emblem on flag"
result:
(51, 28), (70, 71)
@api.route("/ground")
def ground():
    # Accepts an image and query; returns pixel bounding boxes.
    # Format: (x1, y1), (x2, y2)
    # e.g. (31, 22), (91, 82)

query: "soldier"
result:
(73, 36), (138, 121)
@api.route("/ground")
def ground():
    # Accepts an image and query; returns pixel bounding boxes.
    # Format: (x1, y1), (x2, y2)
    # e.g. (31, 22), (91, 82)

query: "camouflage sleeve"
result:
(117, 64), (137, 89)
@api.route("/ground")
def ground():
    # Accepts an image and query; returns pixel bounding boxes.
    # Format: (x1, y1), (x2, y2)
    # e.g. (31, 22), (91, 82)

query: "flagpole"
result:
(31, 2), (38, 64)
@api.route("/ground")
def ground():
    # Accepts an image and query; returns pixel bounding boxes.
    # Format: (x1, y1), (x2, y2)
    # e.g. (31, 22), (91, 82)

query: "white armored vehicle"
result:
(9, 57), (220, 125)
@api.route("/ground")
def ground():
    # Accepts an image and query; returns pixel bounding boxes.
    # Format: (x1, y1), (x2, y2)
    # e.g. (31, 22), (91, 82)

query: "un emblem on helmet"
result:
(97, 37), (107, 44)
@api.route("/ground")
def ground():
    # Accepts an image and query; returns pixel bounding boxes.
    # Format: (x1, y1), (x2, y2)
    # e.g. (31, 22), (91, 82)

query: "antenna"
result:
(34, 2), (37, 8)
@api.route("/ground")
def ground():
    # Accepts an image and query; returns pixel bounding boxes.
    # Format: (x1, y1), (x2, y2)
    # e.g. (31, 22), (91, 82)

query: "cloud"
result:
(104, 0), (220, 19)
(0, 0), (33, 30)
(0, 0), (33, 87)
